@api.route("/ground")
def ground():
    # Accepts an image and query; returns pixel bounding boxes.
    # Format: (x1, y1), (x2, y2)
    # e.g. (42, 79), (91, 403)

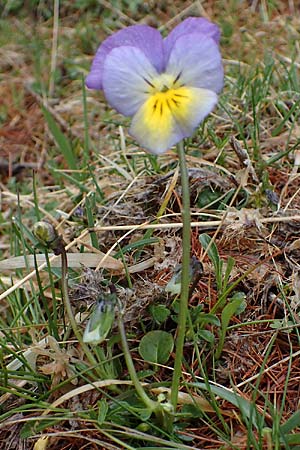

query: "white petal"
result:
(166, 33), (223, 93)
(103, 46), (159, 116)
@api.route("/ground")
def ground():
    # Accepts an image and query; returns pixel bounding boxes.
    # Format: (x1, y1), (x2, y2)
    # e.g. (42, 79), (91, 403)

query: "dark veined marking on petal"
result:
(173, 72), (182, 85)
(160, 102), (164, 116)
(171, 98), (180, 107)
(152, 100), (158, 113)
(173, 93), (188, 98)
(142, 77), (155, 88)
(166, 99), (172, 111)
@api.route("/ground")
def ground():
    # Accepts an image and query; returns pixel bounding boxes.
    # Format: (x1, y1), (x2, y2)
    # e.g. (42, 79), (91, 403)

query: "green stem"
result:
(118, 306), (173, 430)
(118, 308), (158, 411)
(170, 141), (191, 409)
(33, 221), (106, 376)
(117, 308), (157, 412)
(60, 248), (98, 368)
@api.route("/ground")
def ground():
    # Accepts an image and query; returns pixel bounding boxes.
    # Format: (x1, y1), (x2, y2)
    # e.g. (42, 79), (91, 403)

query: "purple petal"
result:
(86, 25), (164, 90)
(129, 87), (218, 154)
(102, 46), (159, 116)
(166, 32), (223, 93)
(164, 17), (220, 62)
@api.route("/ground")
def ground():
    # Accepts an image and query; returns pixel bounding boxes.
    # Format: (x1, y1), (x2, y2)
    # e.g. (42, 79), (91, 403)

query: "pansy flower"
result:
(86, 17), (223, 155)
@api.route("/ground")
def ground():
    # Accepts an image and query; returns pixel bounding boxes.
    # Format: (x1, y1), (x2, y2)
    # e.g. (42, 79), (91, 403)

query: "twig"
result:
(230, 136), (259, 183)
(1, 214), (300, 301)
(236, 348), (300, 388)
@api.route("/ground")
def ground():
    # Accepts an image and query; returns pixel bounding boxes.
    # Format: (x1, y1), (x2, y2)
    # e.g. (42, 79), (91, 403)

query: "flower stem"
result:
(33, 220), (98, 370)
(117, 306), (157, 412)
(60, 247), (98, 369)
(170, 141), (191, 409)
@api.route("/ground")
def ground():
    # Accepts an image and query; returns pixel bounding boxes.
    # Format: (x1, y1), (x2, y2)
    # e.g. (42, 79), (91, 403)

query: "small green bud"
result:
(136, 423), (150, 432)
(33, 221), (57, 246)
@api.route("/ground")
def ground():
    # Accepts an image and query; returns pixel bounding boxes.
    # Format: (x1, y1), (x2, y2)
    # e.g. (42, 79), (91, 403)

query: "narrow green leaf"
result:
(97, 399), (108, 424)
(221, 295), (246, 329)
(85, 194), (99, 250)
(271, 98), (300, 137)
(264, 139), (300, 166)
(81, 73), (90, 167)
(42, 106), (77, 170)
(284, 434), (300, 445)
(280, 410), (300, 434)
(199, 233), (222, 291)
(51, 169), (89, 192)
(222, 256), (235, 291)
(114, 237), (159, 259)
(192, 382), (262, 429)
(199, 234), (219, 268)
(215, 294), (245, 359)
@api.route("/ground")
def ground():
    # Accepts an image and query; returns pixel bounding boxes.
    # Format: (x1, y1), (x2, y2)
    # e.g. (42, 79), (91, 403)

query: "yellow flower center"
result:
(142, 86), (192, 135)
(142, 72), (189, 125)
(135, 72), (194, 146)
